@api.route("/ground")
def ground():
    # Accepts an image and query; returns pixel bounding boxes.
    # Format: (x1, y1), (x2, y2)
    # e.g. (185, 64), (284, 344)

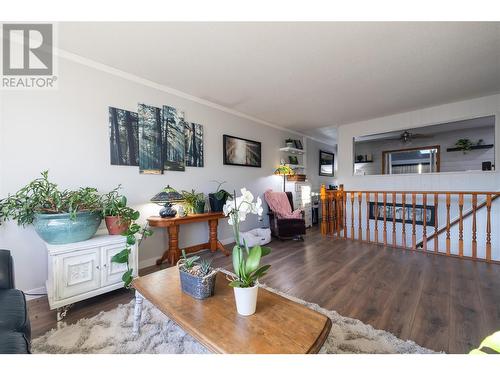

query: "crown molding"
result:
(55, 48), (333, 144)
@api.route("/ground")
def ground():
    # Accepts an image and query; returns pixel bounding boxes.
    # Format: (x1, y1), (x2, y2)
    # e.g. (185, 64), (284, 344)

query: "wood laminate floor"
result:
(27, 227), (500, 353)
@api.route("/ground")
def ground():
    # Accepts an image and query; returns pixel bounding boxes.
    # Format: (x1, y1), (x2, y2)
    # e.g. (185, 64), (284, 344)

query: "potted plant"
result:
(285, 138), (295, 148)
(0, 171), (102, 244)
(455, 138), (474, 154)
(101, 185), (139, 235)
(223, 188), (271, 316)
(181, 189), (205, 214)
(208, 180), (232, 212)
(177, 250), (217, 299)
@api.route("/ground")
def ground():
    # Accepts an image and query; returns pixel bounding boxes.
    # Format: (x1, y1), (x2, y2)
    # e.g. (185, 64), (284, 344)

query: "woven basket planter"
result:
(177, 260), (217, 300)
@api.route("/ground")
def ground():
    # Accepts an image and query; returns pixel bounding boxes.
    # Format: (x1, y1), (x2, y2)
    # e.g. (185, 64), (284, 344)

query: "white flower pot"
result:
(233, 284), (259, 316)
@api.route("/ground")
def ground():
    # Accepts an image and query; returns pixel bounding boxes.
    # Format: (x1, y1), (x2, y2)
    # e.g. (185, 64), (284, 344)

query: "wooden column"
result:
(392, 192), (396, 247)
(374, 192), (379, 244)
(343, 190), (347, 240)
(320, 185), (327, 235)
(446, 193), (451, 256)
(433, 193), (439, 253)
(472, 193), (478, 259)
(422, 193), (427, 251)
(350, 192), (355, 240)
(486, 194), (492, 262)
(401, 193), (406, 249)
(458, 193), (464, 257)
(366, 192), (371, 243)
(383, 192), (387, 245)
(412, 193), (417, 250)
(358, 192), (363, 241)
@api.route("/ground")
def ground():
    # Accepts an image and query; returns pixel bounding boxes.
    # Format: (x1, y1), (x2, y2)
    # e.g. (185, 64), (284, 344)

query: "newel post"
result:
(320, 184), (327, 235)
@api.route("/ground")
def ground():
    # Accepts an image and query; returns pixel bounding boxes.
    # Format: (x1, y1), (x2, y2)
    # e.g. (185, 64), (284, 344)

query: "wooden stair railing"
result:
(320, 185), (499, 264)
(415, 194), (500, 249)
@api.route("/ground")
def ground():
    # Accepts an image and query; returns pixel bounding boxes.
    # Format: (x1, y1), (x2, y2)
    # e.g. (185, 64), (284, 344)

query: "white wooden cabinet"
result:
(45, 234), (138, 317)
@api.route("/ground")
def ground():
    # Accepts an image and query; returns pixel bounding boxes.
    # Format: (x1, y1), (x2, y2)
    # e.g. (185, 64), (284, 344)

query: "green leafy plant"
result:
(181, 189), (205, 214)
(210, 180), (232, 201)
(199, 258), (214, 277)
(223, 188), (271, 288)
(455, 138), (474, 154)
(101, 185), (140, 224)
(180, 249), (200, 269)
(470, 331), (500, 354)
(0, 170), (101, 226)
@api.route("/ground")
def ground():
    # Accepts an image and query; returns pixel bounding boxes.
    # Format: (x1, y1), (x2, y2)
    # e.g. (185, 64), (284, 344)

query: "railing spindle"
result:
(358, 192), (363, 241)
(350, 192), (355, 240)
(337, 192), (342, 237)
(472, 193), (477, 259)
(374, 192), (379, 244)
(402, 193), (406, 248)
(320, 185), (327, 235)
(458, 193), (464, 257)
(366, 192), (371, 243)
(434, 193), (439, 253)
(486, 193), (492, 262)
(383, 192), (387, 245)
(412, 193), (417, 250)
(422, 193), (427, 251)
(446, 193), (451, 255)
(392, 192), (397, 247)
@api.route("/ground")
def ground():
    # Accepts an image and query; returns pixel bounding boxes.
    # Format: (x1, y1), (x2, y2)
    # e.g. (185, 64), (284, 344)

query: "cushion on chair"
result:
(0, 289), (31, 338)
(0, 330), (30, 354)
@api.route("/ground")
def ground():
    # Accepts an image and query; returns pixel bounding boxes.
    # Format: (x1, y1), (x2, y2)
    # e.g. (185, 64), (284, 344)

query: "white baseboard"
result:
(23, 285), (47, 301)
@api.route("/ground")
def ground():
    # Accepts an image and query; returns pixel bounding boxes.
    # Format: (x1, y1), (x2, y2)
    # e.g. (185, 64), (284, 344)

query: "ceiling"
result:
(58, 22), (500, 143)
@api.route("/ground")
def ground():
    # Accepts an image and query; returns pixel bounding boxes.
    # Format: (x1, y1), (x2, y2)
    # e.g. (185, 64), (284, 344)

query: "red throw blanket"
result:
(264, 190), (303, 219)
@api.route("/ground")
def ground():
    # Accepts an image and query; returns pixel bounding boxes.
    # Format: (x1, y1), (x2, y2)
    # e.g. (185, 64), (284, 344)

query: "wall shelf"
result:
(286, 164), (305, 168)
(279, 147), (305, 155)
(446, 144), (494, 152)
(354, 160), (373, 164)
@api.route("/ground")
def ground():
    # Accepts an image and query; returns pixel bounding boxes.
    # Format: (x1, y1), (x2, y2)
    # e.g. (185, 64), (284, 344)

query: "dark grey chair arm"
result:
(0, 249), (14, 289)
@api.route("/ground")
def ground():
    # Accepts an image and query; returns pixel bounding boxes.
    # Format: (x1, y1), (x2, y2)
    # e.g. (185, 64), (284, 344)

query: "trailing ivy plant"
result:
(0, 170), (101, 226)
(109, 203), (153, 288)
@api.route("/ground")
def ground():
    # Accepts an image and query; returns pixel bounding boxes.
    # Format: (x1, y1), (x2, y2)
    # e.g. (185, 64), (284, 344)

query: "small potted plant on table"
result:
(182, 189), (206, 214)
(223, 188), (271, 316)
(209, 180), (232, 212)
(178, 250), (217, 299)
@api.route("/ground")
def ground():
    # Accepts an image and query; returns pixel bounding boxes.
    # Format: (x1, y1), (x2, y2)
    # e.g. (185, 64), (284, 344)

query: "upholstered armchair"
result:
(0, 249), (31, 354)
(267, 192), (306, 240)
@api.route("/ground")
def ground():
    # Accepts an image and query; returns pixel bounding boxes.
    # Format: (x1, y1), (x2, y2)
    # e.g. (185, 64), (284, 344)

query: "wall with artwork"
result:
(0, 55), (304, 293)
(306, 138), (337, 192)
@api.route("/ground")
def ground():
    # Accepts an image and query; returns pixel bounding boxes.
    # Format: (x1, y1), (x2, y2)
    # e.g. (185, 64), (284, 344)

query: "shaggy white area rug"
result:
(32, 283), (435, 354)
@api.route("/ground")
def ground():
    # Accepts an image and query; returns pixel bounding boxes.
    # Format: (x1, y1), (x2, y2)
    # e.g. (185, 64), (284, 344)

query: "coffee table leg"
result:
(132, 291), (144, 336)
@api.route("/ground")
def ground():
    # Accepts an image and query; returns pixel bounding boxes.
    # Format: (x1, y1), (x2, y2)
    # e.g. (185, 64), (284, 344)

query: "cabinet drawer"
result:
(57, 249), (100, 300)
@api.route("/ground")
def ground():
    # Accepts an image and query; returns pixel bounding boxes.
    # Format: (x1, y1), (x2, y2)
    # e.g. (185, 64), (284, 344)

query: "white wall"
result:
(354, 125), (495, 175)
(0, 57), (299, 293)
(306, 138), (337, 193)
(336, 94), (500, 260)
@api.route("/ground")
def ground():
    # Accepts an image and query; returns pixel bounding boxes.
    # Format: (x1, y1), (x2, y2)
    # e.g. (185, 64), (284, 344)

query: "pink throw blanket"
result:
(264, 190), (303, 219)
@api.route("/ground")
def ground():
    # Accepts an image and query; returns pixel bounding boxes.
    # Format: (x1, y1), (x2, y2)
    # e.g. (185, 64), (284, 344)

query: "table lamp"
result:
(150, 185), (184, 218)
(274, 164), (294, 192)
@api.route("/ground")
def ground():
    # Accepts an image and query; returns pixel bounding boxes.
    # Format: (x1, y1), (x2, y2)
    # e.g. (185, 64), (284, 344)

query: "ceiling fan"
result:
(386, 130), (433, 143)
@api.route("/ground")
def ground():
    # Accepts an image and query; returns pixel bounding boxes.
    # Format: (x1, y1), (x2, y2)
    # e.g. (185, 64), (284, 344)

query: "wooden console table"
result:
(148, 212), (229, 265)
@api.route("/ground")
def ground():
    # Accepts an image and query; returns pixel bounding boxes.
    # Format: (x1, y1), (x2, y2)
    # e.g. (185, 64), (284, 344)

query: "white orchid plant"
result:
(223, 188), (271, 288)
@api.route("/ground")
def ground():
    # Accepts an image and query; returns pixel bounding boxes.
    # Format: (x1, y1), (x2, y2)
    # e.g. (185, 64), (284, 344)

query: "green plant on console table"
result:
(211, 180), (233, 202)
(101, 185), (140, 224)
(181, 189), (205, 214)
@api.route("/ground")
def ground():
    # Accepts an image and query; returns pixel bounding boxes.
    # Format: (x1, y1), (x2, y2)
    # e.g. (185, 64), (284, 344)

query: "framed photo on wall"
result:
(319, 150), (334, 176)
(223, 134), (262, 167)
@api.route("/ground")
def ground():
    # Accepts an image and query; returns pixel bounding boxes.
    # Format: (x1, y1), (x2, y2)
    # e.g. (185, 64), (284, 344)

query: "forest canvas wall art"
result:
(185, 122), (204, 167)
(138, 103), (163, 174)
(162, 106), (186, 171)
(109, 107), (139, 166)
(223, 134), (261, 167)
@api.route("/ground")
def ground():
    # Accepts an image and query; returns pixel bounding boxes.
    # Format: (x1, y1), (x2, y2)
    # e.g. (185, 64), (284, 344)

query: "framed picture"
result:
(369, 202), (436, 226)
(288, 155), (299, 165)
(223, 134), (261, 167)
(293, 139), (303, 149)
(319, 150), (334, 176)
(109, 107), (139, 166)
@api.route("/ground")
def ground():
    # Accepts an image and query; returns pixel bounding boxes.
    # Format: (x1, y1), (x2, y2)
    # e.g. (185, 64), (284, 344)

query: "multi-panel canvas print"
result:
(163, 106), (185, 171)
(185, 122), (204, 167)
(109, 107), (139, 166)
(138, 103), (163, 174)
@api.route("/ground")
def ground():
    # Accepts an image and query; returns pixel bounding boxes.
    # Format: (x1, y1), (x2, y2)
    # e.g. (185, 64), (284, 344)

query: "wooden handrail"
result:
(416, 194), (500, 248)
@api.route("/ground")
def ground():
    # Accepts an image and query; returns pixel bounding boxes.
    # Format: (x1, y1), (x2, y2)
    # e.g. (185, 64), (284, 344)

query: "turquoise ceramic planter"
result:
(33, 211), (102, 244)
